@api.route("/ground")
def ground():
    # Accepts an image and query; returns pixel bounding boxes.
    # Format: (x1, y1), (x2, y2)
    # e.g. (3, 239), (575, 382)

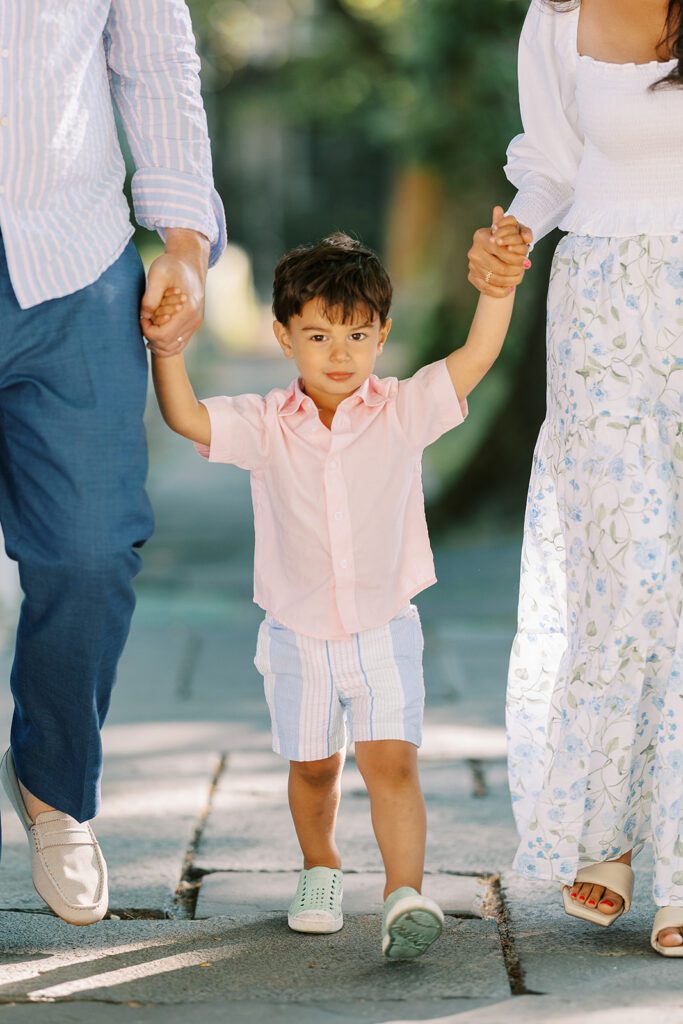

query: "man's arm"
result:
(152, 352), (211, 446)
(140, 228), (210, 356)
(104, 1), (226, 354)
(445, 290), (516, 401)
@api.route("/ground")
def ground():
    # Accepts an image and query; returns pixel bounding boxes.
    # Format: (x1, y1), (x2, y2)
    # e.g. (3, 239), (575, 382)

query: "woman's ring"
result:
(484, 270), (493, 284)
(177, 336), (184, 343)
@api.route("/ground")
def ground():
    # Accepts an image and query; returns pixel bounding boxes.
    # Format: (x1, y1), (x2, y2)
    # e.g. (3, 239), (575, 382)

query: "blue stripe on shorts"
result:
(389, 610), (425, 746)
(268, 620), (304, 759)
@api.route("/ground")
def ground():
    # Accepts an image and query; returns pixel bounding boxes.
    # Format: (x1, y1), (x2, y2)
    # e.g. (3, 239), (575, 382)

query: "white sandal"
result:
(562, 862), (633, 927)
(651, 907), (683, 956)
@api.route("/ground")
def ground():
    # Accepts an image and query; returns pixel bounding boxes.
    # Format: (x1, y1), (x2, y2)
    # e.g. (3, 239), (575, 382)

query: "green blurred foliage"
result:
(186, 0), (554, 526)
(189, 0), (529, 272)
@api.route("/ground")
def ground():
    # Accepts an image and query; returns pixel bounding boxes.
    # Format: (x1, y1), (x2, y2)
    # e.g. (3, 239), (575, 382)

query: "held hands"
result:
(467, 206), (533, 298)
(140, 228), (210, 357)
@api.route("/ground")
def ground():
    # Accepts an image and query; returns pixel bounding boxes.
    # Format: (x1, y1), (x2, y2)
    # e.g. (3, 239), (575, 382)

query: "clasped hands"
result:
(468, 205), (534, 297)
(139, 227), (210, 358)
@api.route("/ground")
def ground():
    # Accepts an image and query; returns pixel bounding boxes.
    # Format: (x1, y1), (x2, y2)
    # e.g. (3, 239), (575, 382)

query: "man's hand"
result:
(468, 206), (533, 298)
(140, 228), (210, 357)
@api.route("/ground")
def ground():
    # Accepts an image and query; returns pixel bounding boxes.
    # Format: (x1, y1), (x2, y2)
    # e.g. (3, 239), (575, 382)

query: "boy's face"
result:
(273, 298), (392, 407)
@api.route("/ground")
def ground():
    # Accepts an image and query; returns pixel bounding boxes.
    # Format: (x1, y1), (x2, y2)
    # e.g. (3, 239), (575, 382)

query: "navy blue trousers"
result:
(0, 238), (154, 833)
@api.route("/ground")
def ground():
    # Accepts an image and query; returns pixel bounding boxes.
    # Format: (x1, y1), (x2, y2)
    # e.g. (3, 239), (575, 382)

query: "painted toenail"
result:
(587, 899), (596, 906)
(601, 900), (614, 907)
(579, 895), (586, 901)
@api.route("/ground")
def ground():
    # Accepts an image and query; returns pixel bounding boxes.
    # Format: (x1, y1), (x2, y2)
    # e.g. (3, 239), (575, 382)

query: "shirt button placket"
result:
(325, 450), (357, 631)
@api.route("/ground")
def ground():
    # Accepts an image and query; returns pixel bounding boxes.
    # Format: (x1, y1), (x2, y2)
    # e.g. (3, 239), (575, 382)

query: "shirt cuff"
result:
(434, 358), (468, 430)
(131, 168), (227, 267)
(193, 399), (213, 461)
(506, 176), (574, 249)
(192, 397), (243, 464)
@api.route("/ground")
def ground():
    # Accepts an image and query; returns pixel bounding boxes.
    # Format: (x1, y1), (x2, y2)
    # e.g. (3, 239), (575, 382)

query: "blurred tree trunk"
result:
(386, 166), (446, 289)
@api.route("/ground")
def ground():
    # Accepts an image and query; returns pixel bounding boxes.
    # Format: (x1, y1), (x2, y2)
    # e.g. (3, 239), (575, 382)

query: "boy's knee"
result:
(356, 742), (418, 785)
(290, 755), (342, 788)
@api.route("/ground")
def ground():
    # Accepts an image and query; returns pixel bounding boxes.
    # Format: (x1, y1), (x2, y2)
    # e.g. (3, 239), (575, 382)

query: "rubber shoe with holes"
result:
(288, 867), (344, 933)
(382, 886), (444, 959)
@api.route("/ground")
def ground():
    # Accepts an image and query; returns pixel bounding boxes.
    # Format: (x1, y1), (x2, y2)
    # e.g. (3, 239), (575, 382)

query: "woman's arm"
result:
(152, 352), (211, 446)
(470, 0), (583, 296)
(505, 0), (583, 242)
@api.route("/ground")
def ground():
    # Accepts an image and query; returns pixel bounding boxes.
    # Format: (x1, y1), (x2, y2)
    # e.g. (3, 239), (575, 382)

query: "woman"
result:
(468, 0), (683, 955)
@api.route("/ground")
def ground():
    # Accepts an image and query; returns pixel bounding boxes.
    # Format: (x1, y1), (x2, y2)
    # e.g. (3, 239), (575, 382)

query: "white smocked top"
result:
(505, 0), (683, 244)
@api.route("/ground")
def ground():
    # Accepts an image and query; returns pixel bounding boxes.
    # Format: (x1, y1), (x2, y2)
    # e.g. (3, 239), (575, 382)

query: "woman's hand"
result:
(468, 206), (533, 298)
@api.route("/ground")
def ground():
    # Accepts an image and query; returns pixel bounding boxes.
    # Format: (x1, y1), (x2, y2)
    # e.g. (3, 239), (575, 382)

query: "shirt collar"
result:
(279, 374), (389, 418)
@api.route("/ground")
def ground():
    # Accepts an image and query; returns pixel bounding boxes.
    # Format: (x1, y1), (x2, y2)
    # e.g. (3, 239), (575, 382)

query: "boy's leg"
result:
(354, 740), (425, 899)
(356, 739), (443, 959)
(287, 753), (345, 934)
(254, 618), (348, 933)
(288, 751), (345, 869)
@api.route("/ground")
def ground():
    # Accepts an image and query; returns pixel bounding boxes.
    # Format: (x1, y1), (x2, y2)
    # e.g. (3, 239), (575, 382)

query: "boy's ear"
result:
(377, 317), (392, 353)
(273, 319), (294, 358)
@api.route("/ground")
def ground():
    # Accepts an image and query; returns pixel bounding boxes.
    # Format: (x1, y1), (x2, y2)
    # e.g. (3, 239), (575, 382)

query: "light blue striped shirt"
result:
(0, 1), (226, 309)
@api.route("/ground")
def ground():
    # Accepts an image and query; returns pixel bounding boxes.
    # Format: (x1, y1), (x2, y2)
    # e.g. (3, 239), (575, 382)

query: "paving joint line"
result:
(468, 758), (488, 798)
(170, 752), (227, 920)
(483, 875), (535, 997)
(175, 630), (203, 701)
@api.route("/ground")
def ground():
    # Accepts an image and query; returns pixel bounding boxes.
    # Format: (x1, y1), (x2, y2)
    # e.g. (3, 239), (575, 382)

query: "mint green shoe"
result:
(382, 887), (444, 959)
(288, 867), (344, 934)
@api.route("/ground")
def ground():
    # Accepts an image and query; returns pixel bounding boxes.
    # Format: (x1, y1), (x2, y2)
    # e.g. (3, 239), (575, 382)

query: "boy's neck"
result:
(301, 377), (366, 424)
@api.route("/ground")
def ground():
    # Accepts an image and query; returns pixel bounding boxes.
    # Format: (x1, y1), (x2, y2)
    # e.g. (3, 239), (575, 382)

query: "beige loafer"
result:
(651, 907), (683, 957)
(562, 861), (634, 927)
(1, 748), (108, 926)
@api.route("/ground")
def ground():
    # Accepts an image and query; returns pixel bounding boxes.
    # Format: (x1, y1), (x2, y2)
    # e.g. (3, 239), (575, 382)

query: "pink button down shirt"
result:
(196, 358), (467, 639)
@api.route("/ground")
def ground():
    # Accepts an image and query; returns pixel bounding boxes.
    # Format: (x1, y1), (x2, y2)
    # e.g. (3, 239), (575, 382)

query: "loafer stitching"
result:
(31, 826), (106, 909)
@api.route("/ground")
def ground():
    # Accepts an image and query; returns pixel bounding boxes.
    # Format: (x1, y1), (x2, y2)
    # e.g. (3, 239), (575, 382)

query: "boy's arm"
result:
(152, 352), (211, 446)
(445, 290), (515, 401)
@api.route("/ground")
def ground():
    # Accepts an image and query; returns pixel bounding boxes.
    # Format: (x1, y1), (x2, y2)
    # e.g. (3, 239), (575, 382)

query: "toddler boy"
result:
(151, 223), (525, 958)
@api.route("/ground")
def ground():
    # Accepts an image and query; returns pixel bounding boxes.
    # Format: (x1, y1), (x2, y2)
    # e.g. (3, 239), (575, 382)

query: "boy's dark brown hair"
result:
(272, 233), (392, 326)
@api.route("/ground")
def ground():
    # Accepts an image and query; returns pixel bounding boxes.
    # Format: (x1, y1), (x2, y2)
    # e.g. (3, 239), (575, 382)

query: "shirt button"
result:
(0, 117), (8, 127)
(340, 559), (348, 569)
(0, 185), (5, 195)
(0, 50), (8, 59)
(334, 511), (344, 521)
(328, 459), (338, 471)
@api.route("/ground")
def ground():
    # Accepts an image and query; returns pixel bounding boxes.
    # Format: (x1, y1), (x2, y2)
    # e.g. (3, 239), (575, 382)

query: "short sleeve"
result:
(193, 394), (269, 471)
(395, 359), (468, 451)
(505, 0), (584, 245)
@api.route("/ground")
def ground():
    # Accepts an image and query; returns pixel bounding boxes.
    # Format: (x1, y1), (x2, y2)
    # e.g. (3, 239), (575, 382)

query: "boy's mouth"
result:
(326, 372), (354, 381)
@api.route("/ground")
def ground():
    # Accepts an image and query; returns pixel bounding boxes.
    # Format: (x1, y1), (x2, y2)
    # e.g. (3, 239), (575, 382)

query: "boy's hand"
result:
(468, 206), (533, 298)
(150, 288), (187, 328)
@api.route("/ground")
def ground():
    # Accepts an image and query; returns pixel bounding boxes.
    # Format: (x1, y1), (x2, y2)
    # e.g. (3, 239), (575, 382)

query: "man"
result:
(0, 0), (225, 925)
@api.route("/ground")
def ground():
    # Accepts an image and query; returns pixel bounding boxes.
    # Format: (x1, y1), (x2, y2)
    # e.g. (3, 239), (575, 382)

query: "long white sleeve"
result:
(505, 1), (584, 244)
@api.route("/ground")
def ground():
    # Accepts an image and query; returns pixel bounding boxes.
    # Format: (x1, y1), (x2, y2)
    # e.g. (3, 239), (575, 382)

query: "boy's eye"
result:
(350, 332), (367, 342)
(311, 335), (326, 343)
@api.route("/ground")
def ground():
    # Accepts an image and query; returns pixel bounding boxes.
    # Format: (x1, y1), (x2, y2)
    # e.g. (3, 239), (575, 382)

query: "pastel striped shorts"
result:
(254, 605), (425, 762)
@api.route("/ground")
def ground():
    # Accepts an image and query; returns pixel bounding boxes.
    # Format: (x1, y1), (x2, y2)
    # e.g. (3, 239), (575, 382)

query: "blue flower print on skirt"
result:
(507, 232), (683, 907)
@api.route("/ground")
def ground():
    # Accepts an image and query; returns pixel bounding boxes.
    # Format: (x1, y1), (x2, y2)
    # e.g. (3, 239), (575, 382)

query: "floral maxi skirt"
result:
(507, 232), (683, 905)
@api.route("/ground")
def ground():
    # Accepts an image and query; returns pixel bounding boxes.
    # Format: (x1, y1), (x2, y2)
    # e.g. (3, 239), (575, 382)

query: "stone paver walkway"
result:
(0, 354), (682, 1023)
